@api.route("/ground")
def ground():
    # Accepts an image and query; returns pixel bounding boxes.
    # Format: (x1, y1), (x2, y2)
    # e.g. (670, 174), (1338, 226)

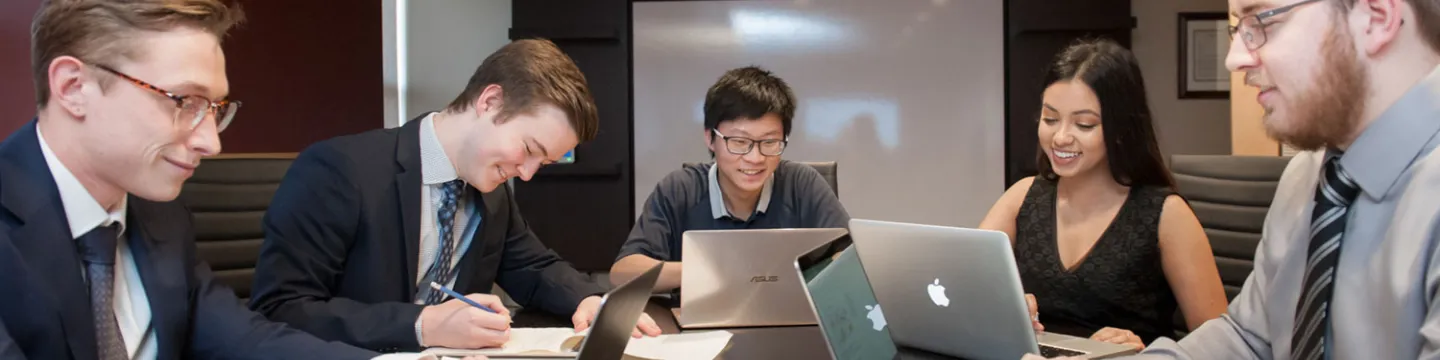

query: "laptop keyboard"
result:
(1040, 345), (1087, 358)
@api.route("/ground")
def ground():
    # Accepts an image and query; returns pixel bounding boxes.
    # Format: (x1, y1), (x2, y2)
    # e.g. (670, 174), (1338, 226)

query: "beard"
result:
(1263, 24), (1370, 151)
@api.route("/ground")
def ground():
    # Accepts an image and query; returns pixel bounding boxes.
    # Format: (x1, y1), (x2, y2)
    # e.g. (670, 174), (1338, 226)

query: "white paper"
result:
(623, 331), (733, 360)
(372, 353), (440, 360)
(425, 328), (582, 358)
(423, 328), (733, 359)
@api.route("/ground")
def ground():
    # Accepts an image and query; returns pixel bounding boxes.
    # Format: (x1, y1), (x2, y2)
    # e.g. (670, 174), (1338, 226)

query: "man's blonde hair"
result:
(31, 0), (245, 107)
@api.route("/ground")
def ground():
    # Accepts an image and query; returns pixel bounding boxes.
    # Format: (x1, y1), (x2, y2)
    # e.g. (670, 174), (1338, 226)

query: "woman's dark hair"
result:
(1036, 38), (1174, 190)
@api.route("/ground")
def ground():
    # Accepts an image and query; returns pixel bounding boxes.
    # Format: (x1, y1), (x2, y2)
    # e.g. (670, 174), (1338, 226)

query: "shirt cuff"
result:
(414, 314), (426, 348)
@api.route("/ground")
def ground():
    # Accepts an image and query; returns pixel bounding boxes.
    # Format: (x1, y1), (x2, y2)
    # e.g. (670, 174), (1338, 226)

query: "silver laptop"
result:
(849, 219), (1137, 360)
(425, 263), (663, 359)
(571, 262), (664, 358)
(679, 228), (848, 328)
(795, 235), (902, 360)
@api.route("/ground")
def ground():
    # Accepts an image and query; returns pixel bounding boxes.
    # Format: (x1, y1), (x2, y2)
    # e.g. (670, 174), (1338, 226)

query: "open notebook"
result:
(422, 328), (733, 360)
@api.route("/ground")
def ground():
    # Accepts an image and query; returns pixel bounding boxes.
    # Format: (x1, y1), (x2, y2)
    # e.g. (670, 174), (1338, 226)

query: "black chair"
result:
(179, 155), (296, 304)
(1166, 154), (1291, 335)
(681, 161), (839, 196)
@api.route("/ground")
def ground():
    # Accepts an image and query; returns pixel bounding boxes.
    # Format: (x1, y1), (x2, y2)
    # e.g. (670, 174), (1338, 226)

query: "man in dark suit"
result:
(248, 39), (660, 352)
(0, 1), (465, 359)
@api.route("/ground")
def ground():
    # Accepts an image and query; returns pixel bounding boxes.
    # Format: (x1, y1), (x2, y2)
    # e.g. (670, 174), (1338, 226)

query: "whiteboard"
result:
(633, 0), (1005, 227)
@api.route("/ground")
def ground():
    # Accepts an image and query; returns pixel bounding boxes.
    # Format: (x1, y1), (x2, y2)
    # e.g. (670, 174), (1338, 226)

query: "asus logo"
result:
(749, 275), (780, 283)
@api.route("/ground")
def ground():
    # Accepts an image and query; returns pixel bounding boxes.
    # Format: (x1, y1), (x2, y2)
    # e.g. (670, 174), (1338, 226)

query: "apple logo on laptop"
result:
(864, 304), (887, 331)
(927, 278), (950, 307)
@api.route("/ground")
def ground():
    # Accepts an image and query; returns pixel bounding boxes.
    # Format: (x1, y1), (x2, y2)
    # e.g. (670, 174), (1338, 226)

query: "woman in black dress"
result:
(979, 39), (1228, 350)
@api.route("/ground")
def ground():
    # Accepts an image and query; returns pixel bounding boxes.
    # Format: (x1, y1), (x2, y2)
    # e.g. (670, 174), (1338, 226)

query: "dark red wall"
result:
(0, 0), (42, 136)
(221, 0), (383, 152)
(0, 0), (383, 152)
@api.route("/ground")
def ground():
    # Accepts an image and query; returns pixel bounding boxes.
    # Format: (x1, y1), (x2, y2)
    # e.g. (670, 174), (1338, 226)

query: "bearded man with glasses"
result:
(1029, 0), (1440, 359)
(609, 66), (852, 293)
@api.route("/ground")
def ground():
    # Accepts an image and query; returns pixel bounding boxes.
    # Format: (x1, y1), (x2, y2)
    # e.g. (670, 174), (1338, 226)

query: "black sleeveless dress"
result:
(1014, 177), (1178, 343)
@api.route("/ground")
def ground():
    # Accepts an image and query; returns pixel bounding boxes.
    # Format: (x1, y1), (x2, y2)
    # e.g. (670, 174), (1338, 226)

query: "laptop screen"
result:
(798, 240), (898, 360)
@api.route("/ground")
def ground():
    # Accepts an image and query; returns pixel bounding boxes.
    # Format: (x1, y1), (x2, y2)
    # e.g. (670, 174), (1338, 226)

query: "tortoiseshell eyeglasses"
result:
(91, 64), (240, 133)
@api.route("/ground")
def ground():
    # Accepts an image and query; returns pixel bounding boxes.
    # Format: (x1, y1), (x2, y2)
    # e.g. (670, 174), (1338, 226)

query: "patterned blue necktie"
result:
(78, 224), (127, 360)
(1291, 156), (1359, 360)
(423, 180), (464, 305)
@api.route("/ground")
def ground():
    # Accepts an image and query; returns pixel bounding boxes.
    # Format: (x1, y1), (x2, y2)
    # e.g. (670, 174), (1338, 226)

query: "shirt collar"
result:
(1338, 65), (1440, 200)
(419, 112), (460, 185)
(36, 125), (127, 238)
(708, 162), (774, 220)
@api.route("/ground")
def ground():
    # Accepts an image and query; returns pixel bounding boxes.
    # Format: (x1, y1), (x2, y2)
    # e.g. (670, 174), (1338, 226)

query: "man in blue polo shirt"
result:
(609, 66), (851, 292)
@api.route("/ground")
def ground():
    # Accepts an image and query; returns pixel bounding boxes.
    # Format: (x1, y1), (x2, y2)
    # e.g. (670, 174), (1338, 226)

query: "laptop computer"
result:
(849, 219), (1138, 360)
(679, 228), (849, 328)
(794, 234), (902, 360)
(570, 262), (665, 359)
(424, 263), (663, 359)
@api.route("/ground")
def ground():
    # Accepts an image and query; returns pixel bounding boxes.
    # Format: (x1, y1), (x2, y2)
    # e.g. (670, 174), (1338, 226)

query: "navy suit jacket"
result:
(248, 115), (604, 352)
(0, 121), (376, 360)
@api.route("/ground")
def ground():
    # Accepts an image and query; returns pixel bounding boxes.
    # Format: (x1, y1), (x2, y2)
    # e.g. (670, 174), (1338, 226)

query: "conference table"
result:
(512, 297), (962, 359)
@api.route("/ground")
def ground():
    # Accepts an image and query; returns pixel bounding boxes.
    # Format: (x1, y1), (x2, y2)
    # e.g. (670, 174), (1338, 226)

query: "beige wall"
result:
(1226, 10), (1282, 155)
(1132, 0), (1232, 156)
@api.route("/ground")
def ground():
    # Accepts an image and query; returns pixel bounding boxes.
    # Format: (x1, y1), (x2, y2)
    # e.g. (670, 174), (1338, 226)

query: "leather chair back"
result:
(1169, 155), (1290, 301)
(179, 155), (296, 303)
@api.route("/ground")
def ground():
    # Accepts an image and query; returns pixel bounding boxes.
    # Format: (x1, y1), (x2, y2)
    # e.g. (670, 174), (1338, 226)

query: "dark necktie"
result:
(423, 180), (464, 305)
(77, 223), (127, 360)
(1291, 157), (1360, 360)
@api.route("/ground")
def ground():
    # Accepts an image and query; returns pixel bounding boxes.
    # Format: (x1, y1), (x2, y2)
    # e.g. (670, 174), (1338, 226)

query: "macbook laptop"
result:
(795, 235), (901, 360)
(679, 228), (849, 328)
(849, 219), (1138, 360)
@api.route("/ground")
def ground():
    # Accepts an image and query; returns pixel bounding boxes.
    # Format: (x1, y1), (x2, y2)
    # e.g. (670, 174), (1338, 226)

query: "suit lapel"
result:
(0, 121), (98, 360)
(395, 115), (427, 295)
(126, 198), (185, 360)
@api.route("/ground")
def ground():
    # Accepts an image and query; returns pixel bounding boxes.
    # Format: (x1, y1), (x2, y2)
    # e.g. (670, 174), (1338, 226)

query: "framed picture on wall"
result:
(1178, 12), (1230, 99)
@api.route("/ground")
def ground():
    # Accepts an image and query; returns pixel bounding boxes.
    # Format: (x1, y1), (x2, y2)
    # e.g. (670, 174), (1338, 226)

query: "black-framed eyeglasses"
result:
(1227, 0), (1324, 51)
(91, 64), (240, 133)
(712, 129), (787, 156)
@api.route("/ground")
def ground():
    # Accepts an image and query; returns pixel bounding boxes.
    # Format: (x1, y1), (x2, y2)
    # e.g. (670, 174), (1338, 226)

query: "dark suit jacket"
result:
(0, 121), (376, 360)
(249, 115), (605, 352)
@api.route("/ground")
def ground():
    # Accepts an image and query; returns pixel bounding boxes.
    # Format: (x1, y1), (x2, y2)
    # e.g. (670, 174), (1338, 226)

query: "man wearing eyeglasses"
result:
(609, 66), (851, 293)
(0, 1), (482, 360)
(1028, 0), (1440, 359)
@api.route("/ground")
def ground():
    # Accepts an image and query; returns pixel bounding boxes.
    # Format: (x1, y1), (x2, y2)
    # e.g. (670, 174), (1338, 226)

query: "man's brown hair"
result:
(31, 0), (245, 108)
(446, 39), (599, 142)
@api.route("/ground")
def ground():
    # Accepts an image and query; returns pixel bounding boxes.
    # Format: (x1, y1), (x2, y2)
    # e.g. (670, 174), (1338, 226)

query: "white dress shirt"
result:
(1135, 66), (1440, 359)
(412, 112), (481, 302)
(37, 125), (156, 360)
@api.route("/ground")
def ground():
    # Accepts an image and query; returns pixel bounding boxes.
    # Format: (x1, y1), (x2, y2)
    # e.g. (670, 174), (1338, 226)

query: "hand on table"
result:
(1020, 353), (1083, 360)
(419, 294), (512, 349)
(1090, 327), (1144, 351)
(1025, 293), (1044, 335)
(571, 295), (663, 338)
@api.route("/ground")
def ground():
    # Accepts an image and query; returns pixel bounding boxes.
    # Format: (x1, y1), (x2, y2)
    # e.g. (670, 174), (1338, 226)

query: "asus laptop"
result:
(678, 228), (849, 328)
(849, 219), (1138, 360)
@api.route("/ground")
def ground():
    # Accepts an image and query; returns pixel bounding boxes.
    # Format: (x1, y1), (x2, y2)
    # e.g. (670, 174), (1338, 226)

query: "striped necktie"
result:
(423, 180), (464, 305)
(1291, 156), (1359, 360)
